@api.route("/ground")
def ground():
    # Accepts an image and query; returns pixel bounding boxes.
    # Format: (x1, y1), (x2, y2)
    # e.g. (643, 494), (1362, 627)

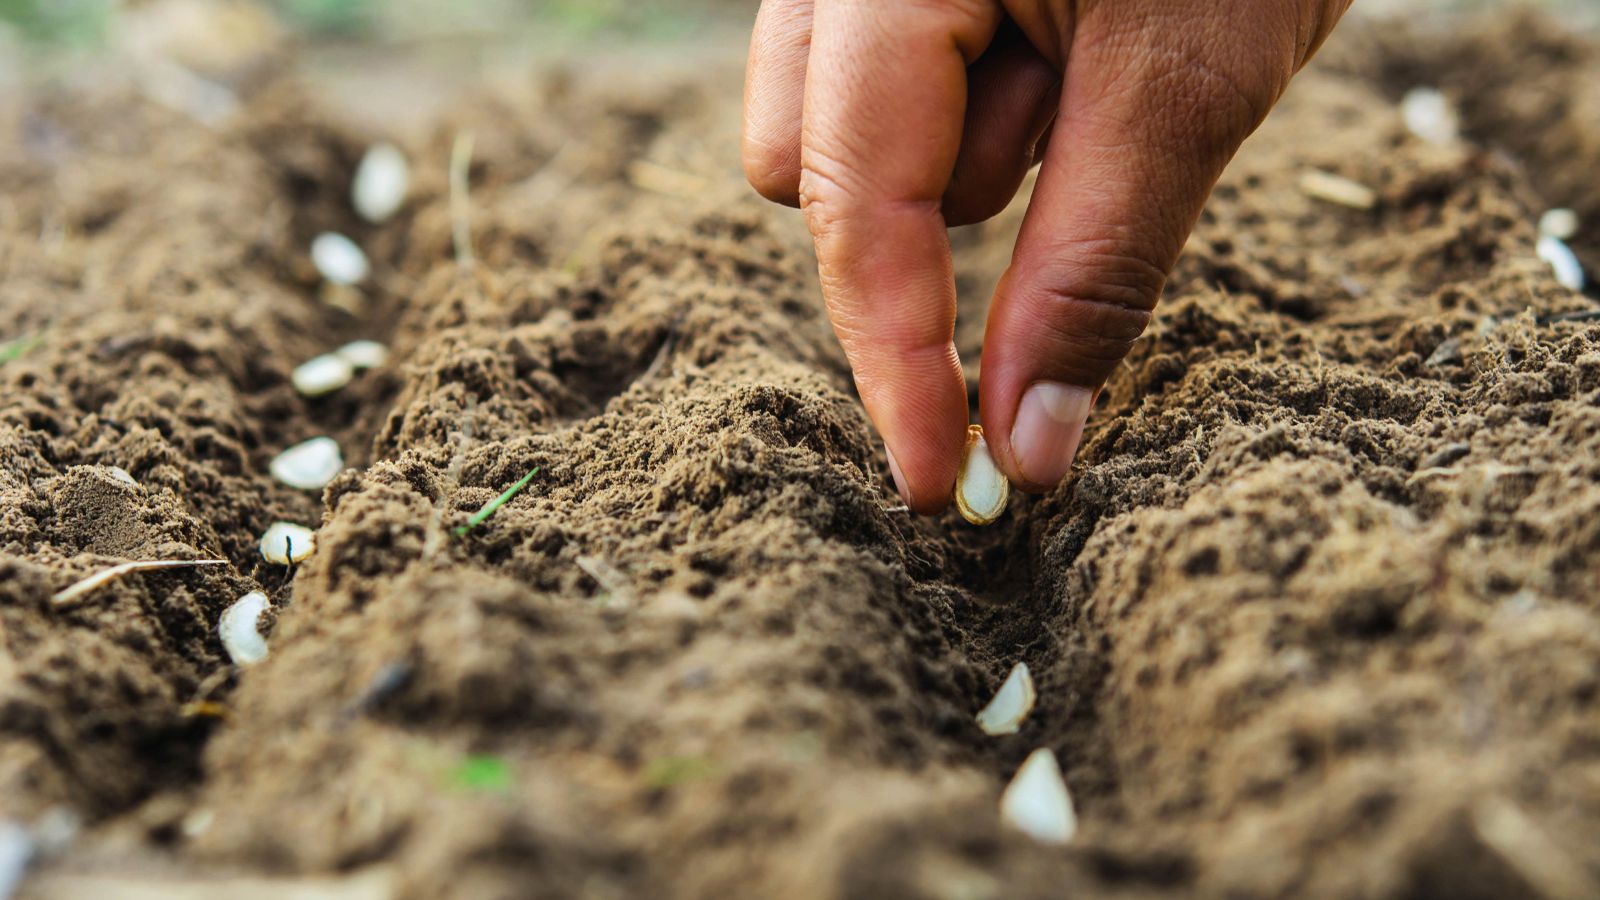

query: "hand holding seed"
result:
(743, 0), (1350, 514)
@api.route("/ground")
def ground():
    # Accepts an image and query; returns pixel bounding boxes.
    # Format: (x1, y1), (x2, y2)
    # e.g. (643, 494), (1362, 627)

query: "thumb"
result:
(980, 4), (1330, 491)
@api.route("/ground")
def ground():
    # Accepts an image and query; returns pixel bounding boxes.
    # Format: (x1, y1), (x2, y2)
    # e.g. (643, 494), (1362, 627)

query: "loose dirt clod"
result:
(1000, 748), (1077, 845)
(954, 425), (1009, 525)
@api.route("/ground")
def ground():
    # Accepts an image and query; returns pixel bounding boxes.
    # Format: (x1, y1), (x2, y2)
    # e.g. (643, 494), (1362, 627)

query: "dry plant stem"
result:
(52, 560), (227, 607)
(450, 131), (476, 270)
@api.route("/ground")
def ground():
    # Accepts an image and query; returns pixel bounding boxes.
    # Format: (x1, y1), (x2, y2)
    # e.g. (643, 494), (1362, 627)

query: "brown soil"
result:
(3, 8), (1600, 900)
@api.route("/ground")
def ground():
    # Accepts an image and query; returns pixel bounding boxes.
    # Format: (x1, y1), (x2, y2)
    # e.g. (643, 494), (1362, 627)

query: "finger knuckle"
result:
(1027, 246), (1162, 362)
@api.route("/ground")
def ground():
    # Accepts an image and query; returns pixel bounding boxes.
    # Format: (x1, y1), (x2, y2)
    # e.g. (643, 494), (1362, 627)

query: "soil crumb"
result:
(3, 8), (1600, 900)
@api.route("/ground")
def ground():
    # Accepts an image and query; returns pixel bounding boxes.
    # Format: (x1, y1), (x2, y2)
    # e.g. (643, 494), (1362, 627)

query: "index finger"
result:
(800, 0), (1001, 513)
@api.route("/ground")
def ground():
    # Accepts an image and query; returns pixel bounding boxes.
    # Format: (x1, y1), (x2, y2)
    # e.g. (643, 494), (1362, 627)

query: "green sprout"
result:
(0, 332), (42, 364)
(452, 466), (540, 538)
(453, 754), (514, 793)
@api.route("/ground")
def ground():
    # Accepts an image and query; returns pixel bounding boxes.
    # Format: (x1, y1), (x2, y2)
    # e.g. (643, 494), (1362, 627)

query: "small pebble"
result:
(1539, 208), (1579, 241)
(352, 142), (410, 224)
(219, 591), (271, 666)
(1000, 748), (1077, 845)
(311, 232), (370, 286)
(291, 353), (355, 397)
(270, 436), (344, 490)
(260, 522), (316, 565)
(1400, 87), (1459, 146)
(1537, 235), (1586, 292)
(335, 339), (388, 369)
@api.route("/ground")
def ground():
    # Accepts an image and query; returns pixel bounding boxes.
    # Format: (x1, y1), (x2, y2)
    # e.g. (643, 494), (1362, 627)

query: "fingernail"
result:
(884, 445), (911, 506)
(1010, 382), (1093, 488)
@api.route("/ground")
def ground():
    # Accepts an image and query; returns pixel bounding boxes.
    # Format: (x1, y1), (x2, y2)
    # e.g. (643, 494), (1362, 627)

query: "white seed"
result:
(311, 232), (370, 286)
(0, 820), (33, 900)
(106, 466), (138, 486)
(334, 339), (388, 370)
(1539, 208), (1579, 241)
(219, 591), (271, 666)
(1537, 235), (1586, 292)
(1400, 87), (1459, 146)
(259, 521), (316, 565)
(954, 425), (1009, 526)
(352, 142), (410, 224)
(1000, 748), (1077, 845)
(1299, 169), (1377, 210)
(270, 436), (344, 490)
(291, 353), (355, 397)
(976, 662), (1037, 736)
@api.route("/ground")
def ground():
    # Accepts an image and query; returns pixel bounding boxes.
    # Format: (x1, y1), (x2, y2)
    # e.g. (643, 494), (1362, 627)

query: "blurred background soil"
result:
(2, 1), (1600, 898)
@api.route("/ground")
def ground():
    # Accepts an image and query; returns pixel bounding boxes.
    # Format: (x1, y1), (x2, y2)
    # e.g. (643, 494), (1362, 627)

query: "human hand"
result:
(743, 0), (1349, 513)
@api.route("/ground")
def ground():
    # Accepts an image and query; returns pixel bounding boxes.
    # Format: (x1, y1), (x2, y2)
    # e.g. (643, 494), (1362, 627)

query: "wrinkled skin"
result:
(743, 0), (1351, 512)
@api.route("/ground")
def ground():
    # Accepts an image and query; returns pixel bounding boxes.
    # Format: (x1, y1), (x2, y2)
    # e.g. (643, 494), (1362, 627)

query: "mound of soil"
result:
(2, 9), (1599, 899)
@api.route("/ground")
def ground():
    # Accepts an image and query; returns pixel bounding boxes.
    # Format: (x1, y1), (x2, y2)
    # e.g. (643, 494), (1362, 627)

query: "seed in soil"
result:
(219, 591), (271, 666)
(1400, 87), (1459, 145)
(1537, 235), (1586, 291)
(270, 436), (344, 490)
(0, 819), (31, 899)
(1539, 208), (1579, 241)
(335, 339), (388, 369)
(352, 142), (409, 224)
(1298, 169), (1377, 210)
(954, 425), (1009, 526)
(259, 522), (316, 565)
(106, 466), (138, 487)
(291, 353), (355, 397)
(1000, 748), (1077, 845)
(311, 232), (370, 285)
(976, 662), (1037, 736)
